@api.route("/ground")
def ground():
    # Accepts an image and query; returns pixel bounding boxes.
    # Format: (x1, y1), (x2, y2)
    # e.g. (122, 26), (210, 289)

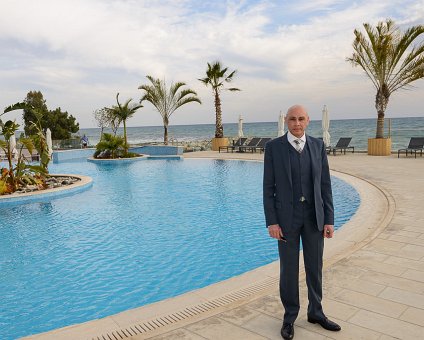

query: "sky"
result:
(1, 0), (423, 128)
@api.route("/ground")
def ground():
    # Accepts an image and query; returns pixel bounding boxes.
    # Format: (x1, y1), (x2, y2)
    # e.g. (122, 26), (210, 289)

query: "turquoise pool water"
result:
(0, 158), (360, 339)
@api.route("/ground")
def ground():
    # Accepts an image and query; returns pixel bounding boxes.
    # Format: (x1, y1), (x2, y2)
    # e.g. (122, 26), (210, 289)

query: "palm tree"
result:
(199, 61), (240, 138)
(347, 19), (424, 138)
(107, 93), (143, 154)
(95, 133), (125, 159)
(138, 76), (201, 145)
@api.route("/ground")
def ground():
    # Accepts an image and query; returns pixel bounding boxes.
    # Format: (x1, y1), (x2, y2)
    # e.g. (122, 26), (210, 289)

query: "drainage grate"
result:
(92, 276), (278, 340)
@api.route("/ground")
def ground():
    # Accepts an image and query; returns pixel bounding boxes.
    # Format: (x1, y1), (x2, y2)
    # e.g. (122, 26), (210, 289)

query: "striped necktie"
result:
(294, 139), (303, 153)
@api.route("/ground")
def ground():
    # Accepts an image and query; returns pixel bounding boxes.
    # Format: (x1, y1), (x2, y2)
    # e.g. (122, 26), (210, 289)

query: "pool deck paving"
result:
(26, 151), (424, 340)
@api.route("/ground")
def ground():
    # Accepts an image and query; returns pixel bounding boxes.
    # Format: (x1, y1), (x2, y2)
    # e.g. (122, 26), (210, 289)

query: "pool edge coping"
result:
(0, 174), (93, 206)
(22, 157), (395, 340)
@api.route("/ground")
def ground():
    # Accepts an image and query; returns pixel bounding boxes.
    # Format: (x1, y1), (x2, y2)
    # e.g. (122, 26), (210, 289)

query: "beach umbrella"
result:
(46, 128), (53, 159)
(238, 114), (244, 138)
(322, 105), (331, 147)
(278, 111), (285, 137)
(10, 135), (17, 160)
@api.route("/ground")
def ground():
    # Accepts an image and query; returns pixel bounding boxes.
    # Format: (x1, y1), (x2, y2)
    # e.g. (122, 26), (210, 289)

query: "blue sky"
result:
(1, 0), (423, 128)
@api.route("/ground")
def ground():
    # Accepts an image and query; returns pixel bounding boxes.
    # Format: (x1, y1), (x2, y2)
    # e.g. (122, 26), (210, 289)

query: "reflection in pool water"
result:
(0, 158), (359, 339)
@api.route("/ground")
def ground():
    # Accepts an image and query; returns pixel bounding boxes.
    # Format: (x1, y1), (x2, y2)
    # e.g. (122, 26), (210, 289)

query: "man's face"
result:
(285, 106), (310, 138)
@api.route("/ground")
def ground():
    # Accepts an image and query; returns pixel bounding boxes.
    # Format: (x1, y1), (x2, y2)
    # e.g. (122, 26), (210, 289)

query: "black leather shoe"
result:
(307, 317), (341, 331)
(281, 322), (294, 339)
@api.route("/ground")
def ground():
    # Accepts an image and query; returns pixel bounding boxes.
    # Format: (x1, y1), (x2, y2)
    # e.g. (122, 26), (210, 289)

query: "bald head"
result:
(285, 104), (310, 138)
(287, 105), (309, 117)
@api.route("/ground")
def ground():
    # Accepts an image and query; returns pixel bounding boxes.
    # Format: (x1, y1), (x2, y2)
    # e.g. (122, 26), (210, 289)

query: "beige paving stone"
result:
(378, 335), (405, 340)
(321, 298), (359, 321)
(402, 269), (424, 283)
(223, 312), (285, 340)
(325, 271), (386, 296)
(385, 230), (421, 239)
(400, 226), (423, 234)
(348, 310), (424, 339)
(326, 260), (370, 278)
(245, 295), (283, 319)
(399, 306), (424, 327)
(297, 316), (381, 340)
(362, 239), (408, 256)
(348, 249), (389, 262)
(342, 257), (406, 277)
(359, 270), (424, 294)
(333, 289), (408, 318)
(238, 311), (327, 340)
(289, 325), (327, 340)
(384, 256), (424, 272)
(144, 328), (206, 340)
(400, 244), (424, 260)
(378, 286), (424, 309)
(217, 305), (263, 326)
(386, 235), (424, 247)
(184, 316), (267, 340)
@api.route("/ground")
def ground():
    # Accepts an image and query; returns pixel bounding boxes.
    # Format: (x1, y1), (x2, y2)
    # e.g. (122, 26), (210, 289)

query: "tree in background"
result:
(106, 93), (143, 154)
(1, 102), (48, 194)
(198, 61), (240, 138)
(347, 19), (424, 138)
(23, 91), (79, 139)
(93, 107), (121, 138)
(139, 76), (201, 145)
(23, 91), (48, 136)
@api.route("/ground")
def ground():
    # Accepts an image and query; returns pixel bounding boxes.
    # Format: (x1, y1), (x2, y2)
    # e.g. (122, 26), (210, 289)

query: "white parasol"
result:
(46, 128), (53, 159)
(238, 114), (244, 138)
(277, 111), (285, 137)
(322, 105), (331, 147)
(10, 134), (17, 160)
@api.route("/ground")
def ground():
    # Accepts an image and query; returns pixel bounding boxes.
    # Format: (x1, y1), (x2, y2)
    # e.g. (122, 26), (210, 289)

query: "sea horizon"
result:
(78, 116), (424, 151)
(79, 115), (424, 130)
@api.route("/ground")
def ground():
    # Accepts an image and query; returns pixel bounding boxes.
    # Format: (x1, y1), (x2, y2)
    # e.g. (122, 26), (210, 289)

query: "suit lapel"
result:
(306, 134), (317, 179)
(281, 134), (292, 188)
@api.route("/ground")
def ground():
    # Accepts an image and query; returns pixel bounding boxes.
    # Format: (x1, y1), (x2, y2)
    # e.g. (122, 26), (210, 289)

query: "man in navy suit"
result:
(263, 105), (341, 339)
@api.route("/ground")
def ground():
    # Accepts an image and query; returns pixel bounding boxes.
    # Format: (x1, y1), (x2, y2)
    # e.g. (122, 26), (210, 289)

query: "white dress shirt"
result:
(287, 131), (306, 152)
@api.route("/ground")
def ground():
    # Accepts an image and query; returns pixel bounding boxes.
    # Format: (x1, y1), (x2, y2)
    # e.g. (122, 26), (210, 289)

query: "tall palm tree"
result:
(108, 93), (143, 154)
(199, 61), (240, 138)
(347, 19), (424, 138)
(138, 76), (201, 145)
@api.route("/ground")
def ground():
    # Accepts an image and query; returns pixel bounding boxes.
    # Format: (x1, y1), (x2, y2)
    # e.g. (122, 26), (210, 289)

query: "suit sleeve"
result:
(320, 142), (334, 225)
(263, 143), (278, 227)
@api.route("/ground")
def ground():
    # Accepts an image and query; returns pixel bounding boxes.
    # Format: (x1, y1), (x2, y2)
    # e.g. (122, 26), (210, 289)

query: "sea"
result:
(78, 116), (424, 151)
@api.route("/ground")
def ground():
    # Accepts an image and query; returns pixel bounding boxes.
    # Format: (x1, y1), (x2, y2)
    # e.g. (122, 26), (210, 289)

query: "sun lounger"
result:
(328, 137), (354, 155)
(219, 137), (247, 153)
(251, 137), (272, 153)
(397, 137), (424, 158)
(21, 148), (40, 162)
(239, 137), (262, 153)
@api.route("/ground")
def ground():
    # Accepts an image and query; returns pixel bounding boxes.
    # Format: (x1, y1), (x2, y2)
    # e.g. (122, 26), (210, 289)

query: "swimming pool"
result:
(0, 158), (360, 339)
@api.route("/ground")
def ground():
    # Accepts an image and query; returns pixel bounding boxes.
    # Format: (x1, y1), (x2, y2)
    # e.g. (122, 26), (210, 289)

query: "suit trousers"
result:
(278, 200), (325, 323)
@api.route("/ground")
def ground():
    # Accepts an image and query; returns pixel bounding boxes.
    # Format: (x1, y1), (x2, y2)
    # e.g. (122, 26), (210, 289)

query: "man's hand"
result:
(323, 224), (334, 238)
(268, 224), (284, 240)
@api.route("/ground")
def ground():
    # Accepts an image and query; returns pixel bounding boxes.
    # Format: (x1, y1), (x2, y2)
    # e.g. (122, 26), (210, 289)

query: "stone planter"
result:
(211, 137), (229, 151)
(368, 138), (392, 156)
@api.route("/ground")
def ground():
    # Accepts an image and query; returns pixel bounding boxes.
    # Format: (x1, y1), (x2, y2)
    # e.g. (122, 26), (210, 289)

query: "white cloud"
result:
(1, 0), (423, 128)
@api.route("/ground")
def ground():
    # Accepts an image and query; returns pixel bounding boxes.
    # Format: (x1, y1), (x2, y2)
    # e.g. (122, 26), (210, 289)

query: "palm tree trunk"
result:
(123, 120), (128, 154)
(163, 117), (169, 145)
(376, 112), (385, 138)
(375, 86), (389, 139)
(214, 90), (223, 138)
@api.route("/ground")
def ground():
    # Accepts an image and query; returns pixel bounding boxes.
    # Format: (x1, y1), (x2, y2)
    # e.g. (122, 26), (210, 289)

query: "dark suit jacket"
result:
(263, 134), (334, 231)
